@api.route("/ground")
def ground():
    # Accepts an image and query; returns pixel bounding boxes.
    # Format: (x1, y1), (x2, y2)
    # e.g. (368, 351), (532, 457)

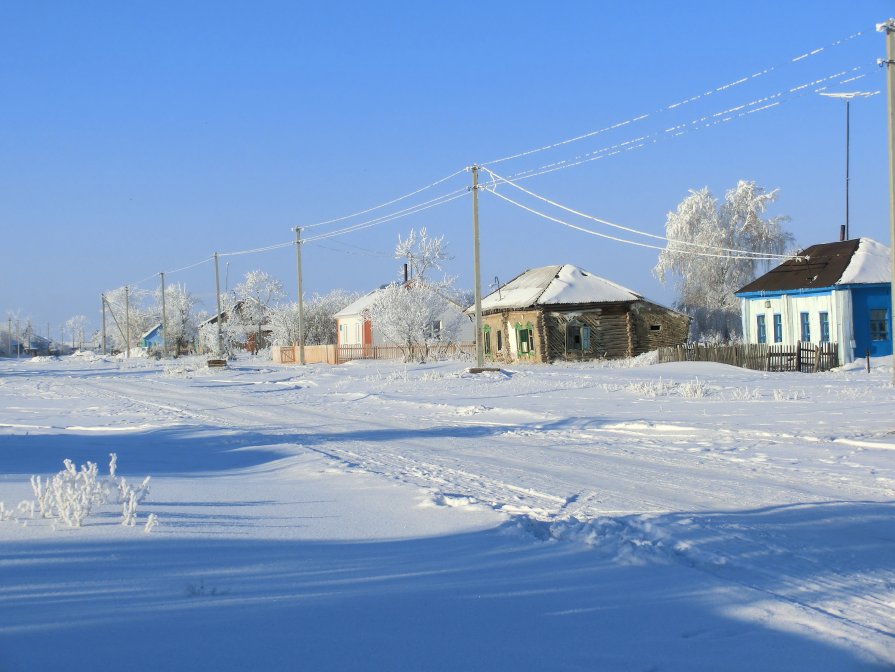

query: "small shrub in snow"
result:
(22, 453), (153, 529)
(772, 388), (805, 402)
(677, 378), (708, 399)
(625, 378), (675, 398)
(729, 386), (762, 401)
(144, 513), (159, 534)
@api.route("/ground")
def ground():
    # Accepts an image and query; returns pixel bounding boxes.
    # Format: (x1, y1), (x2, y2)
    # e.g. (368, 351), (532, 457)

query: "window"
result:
(819, 312), (830, 343)
(516, 325), (534, 356)
(800, 312), (810, 342)
(428, 320), (442, 340)
(649, 324), (662, 332)
(566, 324), (591, 351)
(870, 309), (889, 341)
(756, 315), (767, 344)
(773, 314), (783, 343)
(483, 326), (491, 355)
(496, 329), (503, 352)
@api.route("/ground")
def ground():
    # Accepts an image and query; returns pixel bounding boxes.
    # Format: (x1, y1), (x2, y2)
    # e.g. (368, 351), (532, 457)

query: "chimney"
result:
(840, 224), (846, 241)
(403, 263), (408, 284)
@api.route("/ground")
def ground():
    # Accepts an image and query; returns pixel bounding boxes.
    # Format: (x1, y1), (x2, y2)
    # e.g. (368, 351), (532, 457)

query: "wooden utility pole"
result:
(214, 252), (224, 357)
(101, 294), (107, 355)
(879, 19), (895, 385)
(160, 272), (168, 357)
(125, 286), (131, 358)
(471, 165), (484, 369)
(295, 227), (305, 365)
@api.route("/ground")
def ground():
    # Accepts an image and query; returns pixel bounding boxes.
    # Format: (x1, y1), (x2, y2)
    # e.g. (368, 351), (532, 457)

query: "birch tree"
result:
(653, 181), (792, 341)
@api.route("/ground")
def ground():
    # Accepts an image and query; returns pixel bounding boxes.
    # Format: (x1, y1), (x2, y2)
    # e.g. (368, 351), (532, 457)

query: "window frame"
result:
(799, 312), (811, 342)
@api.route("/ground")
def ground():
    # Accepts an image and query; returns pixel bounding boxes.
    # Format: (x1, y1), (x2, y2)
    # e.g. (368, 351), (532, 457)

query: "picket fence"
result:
(656, 342), (839, 373)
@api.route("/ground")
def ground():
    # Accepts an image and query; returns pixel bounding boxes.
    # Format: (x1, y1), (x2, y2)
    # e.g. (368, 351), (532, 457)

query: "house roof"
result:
(140, 323), (163, 340)
(334, 284), (392, 318)
(335, 282), (469, 319)
(474, 265), (644, 313)
(736, 238), (891, 294)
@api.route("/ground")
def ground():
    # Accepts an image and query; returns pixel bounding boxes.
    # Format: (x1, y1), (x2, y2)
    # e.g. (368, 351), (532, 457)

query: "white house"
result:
(334, 283), (474, 349)
(735, 238), (891, 363)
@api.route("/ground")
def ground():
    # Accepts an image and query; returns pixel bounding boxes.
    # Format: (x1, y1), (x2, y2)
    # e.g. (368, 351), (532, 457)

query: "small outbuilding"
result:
(735, 237), (891, 363)
(470, 264), (690, 363)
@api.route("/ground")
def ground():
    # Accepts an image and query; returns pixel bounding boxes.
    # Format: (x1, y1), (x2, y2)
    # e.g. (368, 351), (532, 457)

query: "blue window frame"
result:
(870, 309), (889, 341)
(819, 312), (830, 343)
(756, 315), (767, 344)
(800, 312), (811, 342)
(773, 314), (783, 343)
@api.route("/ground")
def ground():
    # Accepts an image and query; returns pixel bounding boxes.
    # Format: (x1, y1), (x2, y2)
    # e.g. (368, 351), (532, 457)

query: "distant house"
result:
(735, 238), (891, 363)
(334, 283), (474, 350)
(140, 323), (164, 351)
(198, 298), (274, 354)
(470, 264), (690, 363)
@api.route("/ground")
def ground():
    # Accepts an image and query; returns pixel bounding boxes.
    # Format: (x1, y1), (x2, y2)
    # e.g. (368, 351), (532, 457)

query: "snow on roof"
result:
(478, 265), (642, 312)
(140, 323), (162, 339)
(837, 238), (891, 285)
(737, 238), (891, 294)
(334, 286), (389, 318)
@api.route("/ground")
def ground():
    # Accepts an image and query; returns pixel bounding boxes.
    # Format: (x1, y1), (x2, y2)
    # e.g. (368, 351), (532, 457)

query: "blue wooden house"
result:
(140, 323), (164, 351)
(735, 238), (891, 363)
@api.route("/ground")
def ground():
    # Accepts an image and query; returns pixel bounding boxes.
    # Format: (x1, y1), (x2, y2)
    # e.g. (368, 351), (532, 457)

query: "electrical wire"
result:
(484, 65), (865, 186)
(482, 182), (798, 262)
(481, 28), (870, 166)
(301, 167), (468, 230)
(218, 240), (294, 258)
(303, 190), (468, 244)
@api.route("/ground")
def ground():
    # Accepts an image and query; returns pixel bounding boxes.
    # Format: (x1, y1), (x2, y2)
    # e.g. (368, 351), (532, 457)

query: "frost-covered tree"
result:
(653, 181), (793, 341)
(269, 289), (361, 346)
(369, 281), (464, 362)
(395, 227), (452, 281)
(64, 315), (89, 350)
(231, 270), (285, 354)
(103, 286), (153, 354)
(154, 283), (199, 355)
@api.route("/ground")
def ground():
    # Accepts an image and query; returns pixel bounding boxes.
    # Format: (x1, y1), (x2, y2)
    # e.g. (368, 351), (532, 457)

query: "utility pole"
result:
(471, 165), (484, 369)
(101, 294), (107, 355)
(214, 252), (224, 357)
(125, 286), (131, 359)
(15, 319), (20, 358)
(160, 272), (168, 358)
(878, 19), (895, 386)
(295, 227), (305, 365)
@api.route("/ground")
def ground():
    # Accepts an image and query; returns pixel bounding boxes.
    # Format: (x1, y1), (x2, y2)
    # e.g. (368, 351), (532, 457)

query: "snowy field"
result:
(1, 352), (893, 671)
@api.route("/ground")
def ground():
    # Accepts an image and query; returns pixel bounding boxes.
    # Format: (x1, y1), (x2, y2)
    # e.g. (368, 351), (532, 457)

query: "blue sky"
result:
(2, 1), (893, 336)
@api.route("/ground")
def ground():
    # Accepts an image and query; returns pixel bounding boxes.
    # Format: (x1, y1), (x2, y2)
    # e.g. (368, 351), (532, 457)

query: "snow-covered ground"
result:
(1, 352), (893, 670)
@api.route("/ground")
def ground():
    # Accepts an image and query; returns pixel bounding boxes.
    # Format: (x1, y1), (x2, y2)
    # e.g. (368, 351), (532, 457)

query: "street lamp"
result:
(819, 91), (878, 241)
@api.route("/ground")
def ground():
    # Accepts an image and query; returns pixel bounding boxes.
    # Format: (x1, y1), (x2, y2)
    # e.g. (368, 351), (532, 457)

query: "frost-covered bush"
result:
(625, 378), (675, 398)
(678, 378), (708, 399)
(23, 454), (154, 529)
(772, 388), (805, 401)
(729, 386), (762, 401)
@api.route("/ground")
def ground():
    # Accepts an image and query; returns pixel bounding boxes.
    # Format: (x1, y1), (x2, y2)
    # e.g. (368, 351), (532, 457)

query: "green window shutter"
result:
(582, 326), (590, 350)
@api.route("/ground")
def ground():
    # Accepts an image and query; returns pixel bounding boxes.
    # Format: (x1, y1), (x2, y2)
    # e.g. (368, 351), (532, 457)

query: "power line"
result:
(481, 28), (871, 166)
(485, 65), (865, 186)
(482, 180), (797, 262)
(303, 190), (468, 244)
(301, 167), (468, 230)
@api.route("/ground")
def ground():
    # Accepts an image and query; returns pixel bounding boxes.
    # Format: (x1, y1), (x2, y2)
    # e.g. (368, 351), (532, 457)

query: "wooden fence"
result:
(657, 342), (839, 373)
(272, 342), (477, 365)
